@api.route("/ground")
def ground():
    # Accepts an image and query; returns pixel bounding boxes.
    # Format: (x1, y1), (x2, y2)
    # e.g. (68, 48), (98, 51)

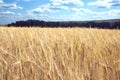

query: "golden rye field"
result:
(0, 27), (120, 80)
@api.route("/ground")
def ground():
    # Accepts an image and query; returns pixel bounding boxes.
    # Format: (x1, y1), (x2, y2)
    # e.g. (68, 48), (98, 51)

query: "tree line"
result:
(7, 19), (120, 29)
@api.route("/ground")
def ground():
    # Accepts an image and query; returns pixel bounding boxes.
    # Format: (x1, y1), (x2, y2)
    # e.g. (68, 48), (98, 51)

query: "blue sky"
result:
(0, 0), (120, 24)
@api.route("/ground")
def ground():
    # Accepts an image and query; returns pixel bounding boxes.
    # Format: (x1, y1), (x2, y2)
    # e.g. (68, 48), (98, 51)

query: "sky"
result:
(0, 0), (120, 24)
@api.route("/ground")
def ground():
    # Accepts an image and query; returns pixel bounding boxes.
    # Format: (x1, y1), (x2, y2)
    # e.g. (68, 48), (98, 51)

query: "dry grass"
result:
(0, 27), (120, 80)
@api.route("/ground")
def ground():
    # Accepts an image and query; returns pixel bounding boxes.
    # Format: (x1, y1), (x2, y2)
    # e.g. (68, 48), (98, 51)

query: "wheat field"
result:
(0, 27), (120, 80)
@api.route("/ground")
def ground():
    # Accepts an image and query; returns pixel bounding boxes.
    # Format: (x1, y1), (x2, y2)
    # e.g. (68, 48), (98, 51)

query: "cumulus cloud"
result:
(71, 7), (120, 15)
(110, 0), (120, 7)
(0, 11), (15, 15)
(29, 0), (84, 14)
(106, 10), (120, 16)
(88, 0), (111, 8)
(29, 4), (66, 14)
(0, 3), (23, 9)
(29, 4), (69, 14)
(29, 4), (59, 13)
(50, 0), (84, 6)
(0, 11), (23, 16)
(71, 8), (99, 15)
(71, 8), (92, 13)
(88, 0), (120, 8)
(0, 0), (23, 10)
(50, 4), (69, 10)
(0, 0), (3, 3)
(71, 7), (120, 20)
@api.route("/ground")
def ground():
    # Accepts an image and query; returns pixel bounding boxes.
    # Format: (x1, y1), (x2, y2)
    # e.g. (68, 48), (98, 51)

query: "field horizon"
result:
(0, 27), (120, 80)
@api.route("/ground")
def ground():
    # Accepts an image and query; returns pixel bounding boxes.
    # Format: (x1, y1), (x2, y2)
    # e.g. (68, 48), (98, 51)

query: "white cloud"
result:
(50, 0), (84, 6)
(0, 11), (15, 15)
(29, 0), (83, 14)
(106, 10), (120, 16)
(71, 8), (91, 12)
(50, 5), (69, 10)
(0, 3), (23, 9)
(92, 10), (120, 19)
(0, 0), (23, 10)
(71, 7), (120, 20)
(0, 0), (3, 3)
(29, 3), (69, 14)
(88, 0), (111, 8)
(71, 8), (98, 14)
(71, 7), (120, 15)
(88, 0), (120, 8)
(0, 11), (22, 16)
(29, 4), (59, 13)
